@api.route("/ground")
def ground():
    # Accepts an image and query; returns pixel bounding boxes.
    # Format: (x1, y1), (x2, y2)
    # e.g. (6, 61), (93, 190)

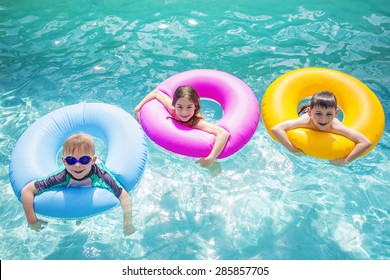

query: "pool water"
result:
(1, 0), (389, 260)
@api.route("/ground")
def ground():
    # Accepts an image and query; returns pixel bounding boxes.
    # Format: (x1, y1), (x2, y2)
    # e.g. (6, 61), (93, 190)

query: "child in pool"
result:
(21, 132), (136, 235)
(134, 85), (230, 167)
(271, 91), (372, 166)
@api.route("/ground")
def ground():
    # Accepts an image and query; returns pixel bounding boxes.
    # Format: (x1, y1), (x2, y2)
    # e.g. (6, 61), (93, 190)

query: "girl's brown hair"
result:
(172, 85), (202, 127)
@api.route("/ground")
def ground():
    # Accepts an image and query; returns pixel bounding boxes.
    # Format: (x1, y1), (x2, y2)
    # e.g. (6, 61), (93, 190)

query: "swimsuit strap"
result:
(166, 113), (203, 127)
(298, 105), (309, 117)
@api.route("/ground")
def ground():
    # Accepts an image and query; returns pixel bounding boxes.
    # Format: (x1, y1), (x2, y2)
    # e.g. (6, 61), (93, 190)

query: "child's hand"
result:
(196, 157), (215, 167)
(28, 219), (47, 231)
(289, 146), (304, 156)
(134, 108), (141, 122)
(292, 150), (305, 156)
(329, 158), (348, 166)
(207, 161), (222, 177)
(123, 223), (136, 236)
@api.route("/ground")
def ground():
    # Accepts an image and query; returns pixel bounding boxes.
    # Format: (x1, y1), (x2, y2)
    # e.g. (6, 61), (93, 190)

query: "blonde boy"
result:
(21, 132), (136, 235)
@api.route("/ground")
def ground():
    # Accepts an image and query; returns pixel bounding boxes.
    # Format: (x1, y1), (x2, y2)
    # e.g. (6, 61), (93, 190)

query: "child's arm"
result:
(134, 89), (175, 121)
(271, 118), (308, 154)
(194, 120), (230, 167)
(21, 181), (39, 224)
(119, 190), (136, 236)
(21, 181), (47, 230)
(330, 121), (372, 165)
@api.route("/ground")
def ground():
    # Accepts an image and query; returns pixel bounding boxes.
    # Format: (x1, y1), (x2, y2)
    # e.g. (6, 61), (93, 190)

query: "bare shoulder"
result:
(330, 118), (354, 135)
(273, 114), (311, 131)
(330, 118), (344, 129)
(331, 119), (369, 142)
(195, 119), (226, 135)
(195, 119), (215, 130)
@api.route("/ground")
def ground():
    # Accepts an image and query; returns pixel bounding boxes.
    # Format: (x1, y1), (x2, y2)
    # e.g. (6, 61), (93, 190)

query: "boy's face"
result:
(308, 105), (338, 131)
(62, 148), (96, 180)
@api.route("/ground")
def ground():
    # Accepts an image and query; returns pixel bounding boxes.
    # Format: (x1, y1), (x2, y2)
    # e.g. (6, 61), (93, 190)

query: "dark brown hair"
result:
(172, 85), (202, 127)
(310, 91), (338, 110)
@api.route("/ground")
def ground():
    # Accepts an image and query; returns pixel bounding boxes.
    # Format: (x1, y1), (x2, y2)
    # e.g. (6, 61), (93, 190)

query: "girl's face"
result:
(174, 96), (197, 122)
(308, 106), (338, 131)
(62, 148), (96, 179)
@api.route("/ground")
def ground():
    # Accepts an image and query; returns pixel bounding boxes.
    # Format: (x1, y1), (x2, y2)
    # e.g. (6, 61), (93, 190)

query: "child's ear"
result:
(61, 157), (66, 164)
(92, 156), (97, 163)
(307, 107), (312, 117)
(334, 108), (339, 118)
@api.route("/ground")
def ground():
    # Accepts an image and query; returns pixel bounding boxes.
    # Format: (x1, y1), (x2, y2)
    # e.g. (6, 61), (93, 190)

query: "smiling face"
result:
(174, 96), (197, 122)
(308, 105), (338, 131)
(172, 85), (201, 123)
(62, 147), (96, 179)
(62, 133), (96, 180)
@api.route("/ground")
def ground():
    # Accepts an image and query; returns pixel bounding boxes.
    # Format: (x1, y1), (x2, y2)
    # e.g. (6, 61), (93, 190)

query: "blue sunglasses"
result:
(64, 156), (94, 165)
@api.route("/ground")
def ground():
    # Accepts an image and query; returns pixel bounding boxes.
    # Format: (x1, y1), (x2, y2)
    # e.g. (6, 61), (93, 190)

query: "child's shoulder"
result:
(277, 114), (311, 130)
(330, 118), (349, 132)
(93, 162), (111, 175)
(192, 117), (213, 129)
(93, 163), (122, 182)
(35, 166), (66, 182)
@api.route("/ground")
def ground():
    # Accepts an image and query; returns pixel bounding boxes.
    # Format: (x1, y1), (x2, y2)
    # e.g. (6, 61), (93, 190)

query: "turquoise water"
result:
(1, 0), (389, 260)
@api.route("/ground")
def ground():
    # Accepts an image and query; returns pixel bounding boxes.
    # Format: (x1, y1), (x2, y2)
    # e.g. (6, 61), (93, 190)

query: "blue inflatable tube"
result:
(9, 103), (147, 219)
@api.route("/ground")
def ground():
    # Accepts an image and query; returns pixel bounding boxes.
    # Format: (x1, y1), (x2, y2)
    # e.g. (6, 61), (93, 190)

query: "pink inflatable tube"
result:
(140, 69), (260, 159)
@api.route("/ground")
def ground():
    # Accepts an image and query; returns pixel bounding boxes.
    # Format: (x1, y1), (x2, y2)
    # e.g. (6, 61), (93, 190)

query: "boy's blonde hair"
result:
(63, 132), (95, 155)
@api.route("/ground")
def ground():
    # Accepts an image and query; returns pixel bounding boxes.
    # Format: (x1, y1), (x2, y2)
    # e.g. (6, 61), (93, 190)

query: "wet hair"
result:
(172, 85), (202, 126)
(63, 132), (95, 156)
(310, 91), (338, 110)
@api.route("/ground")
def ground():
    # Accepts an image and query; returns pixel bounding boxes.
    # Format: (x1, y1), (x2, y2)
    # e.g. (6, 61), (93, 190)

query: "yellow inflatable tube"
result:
(262, 68), (385, 160)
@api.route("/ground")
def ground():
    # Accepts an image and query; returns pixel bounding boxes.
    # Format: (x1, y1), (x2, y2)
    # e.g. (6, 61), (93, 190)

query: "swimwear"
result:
(298, 106), (309, 117)
(166, 112), (203, 127)
(34, 163), (123, 198)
